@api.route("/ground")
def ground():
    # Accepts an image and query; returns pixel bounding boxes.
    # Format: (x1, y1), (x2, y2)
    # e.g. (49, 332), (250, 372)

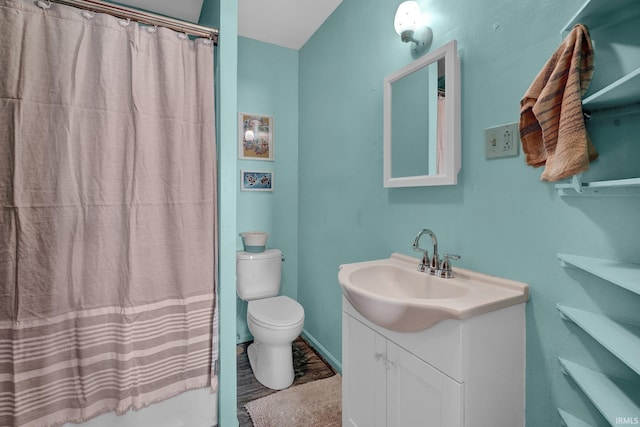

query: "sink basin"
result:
(338, 253), (529, 332)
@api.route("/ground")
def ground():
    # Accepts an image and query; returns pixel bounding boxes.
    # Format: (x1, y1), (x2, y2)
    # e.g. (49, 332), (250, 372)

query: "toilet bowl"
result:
(236, 249), (305, 390)
(246, 295), (304, 390)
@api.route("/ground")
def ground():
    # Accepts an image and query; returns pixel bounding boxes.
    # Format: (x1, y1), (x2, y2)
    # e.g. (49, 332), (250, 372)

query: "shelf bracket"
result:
(559, 360), (569, 376)
(556, 304), (571, 321)
(571, 174), (583, 194)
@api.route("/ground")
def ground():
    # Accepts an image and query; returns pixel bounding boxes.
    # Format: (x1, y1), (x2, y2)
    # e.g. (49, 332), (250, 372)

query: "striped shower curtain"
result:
(0, 1), (218, 426)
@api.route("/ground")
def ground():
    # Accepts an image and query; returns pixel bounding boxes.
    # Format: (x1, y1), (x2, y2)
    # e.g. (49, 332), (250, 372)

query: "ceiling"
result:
(120, 0), (343, 50)
(237, 0), (343, 50)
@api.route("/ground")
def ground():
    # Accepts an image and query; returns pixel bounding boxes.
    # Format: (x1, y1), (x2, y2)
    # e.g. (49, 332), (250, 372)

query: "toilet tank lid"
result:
(237, 248), (282, 260)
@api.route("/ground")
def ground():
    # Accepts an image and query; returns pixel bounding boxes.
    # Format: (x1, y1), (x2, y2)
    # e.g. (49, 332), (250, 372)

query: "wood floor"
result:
(236, 336), (337, 426)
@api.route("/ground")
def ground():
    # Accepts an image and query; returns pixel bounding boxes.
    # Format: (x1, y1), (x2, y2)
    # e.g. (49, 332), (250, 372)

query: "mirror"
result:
(383, 40), (460, 187)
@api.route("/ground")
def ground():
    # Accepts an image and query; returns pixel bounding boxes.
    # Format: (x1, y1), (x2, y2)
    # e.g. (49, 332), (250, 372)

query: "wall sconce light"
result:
(394, 1), (432, 56)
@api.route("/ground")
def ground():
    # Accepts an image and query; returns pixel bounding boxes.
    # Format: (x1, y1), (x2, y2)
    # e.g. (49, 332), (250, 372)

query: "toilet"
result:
(236, 249), (305, 390)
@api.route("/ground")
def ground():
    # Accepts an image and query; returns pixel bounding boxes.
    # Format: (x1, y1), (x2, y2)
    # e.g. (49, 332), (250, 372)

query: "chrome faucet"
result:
(412, 229), (439, 274)
(412, 229), (461, 278)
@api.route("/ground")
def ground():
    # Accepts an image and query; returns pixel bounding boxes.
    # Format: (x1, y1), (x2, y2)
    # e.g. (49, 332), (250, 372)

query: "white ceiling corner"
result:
(118, 0), (343, 50)
(238, 0), (343, 50)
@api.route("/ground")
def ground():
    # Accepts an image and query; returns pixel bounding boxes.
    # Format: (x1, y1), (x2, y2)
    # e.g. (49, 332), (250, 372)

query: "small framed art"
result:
(241, 170), (273, 192)
(239, 113), (274, 161)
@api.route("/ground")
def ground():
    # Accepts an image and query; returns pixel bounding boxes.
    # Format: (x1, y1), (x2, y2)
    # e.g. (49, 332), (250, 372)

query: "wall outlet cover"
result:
(485, 122), (520, 159)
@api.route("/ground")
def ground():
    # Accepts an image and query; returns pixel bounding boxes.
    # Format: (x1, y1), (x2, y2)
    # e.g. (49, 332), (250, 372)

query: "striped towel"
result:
(519, 24), (596, 182)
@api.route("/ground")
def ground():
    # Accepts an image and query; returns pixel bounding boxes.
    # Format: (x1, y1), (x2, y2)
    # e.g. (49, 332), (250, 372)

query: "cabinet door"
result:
(343, 313), (387, 427)
(386, 341), (463, 427)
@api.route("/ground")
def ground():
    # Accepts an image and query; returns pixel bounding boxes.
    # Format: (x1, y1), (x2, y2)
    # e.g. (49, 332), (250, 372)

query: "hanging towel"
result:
(519, 24), (596, 181)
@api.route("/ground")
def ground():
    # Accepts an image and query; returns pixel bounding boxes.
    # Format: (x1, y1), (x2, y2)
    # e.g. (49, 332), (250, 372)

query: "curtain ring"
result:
(36, 1), (52, 9)
(178, 32), (188, 40)
(118, 18), (131, 27)
(146, 25), (158, 34)
(202, 38), (212, 45)
(82, 10), (95, 19)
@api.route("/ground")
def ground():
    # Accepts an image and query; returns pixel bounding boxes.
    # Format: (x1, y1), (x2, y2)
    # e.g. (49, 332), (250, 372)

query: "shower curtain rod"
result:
(47, 0), (219, 43)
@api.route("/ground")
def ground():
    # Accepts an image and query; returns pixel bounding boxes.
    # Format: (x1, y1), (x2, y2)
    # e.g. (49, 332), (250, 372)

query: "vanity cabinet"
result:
(342, 296), (526, 427)
(343, 313), (462, 427)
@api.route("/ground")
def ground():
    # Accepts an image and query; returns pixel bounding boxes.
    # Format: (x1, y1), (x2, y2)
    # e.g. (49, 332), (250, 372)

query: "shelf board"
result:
(559, 358), (640, 426)
(583, 67), (640, 111)
(557, 408), (594, 427)
(561, 0), (640, 33)
(555, 178), (640, 196)
(557, 304), (640, 376)
(558, 253), (640, 295)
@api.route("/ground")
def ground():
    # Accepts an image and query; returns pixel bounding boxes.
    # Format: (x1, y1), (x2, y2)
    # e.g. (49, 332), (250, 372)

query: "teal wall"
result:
(296, 0), (640, 426)
(202, 0), (238, 426)
(236, 37), (299, 342)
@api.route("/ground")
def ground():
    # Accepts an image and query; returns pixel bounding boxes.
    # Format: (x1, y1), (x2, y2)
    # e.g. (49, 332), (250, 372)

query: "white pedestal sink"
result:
(338, 252), (529, 332)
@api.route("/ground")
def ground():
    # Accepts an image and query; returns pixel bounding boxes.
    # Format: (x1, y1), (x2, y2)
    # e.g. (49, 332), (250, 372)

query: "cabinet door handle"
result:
(374, 352), (395, 369)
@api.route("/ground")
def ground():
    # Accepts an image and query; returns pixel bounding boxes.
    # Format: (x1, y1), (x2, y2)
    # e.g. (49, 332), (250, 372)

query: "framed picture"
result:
(241, 170), (273, 192)
(239, 113), (274, 161)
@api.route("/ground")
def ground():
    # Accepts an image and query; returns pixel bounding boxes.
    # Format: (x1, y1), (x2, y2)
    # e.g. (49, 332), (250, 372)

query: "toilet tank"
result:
(236, 249), (282, 301)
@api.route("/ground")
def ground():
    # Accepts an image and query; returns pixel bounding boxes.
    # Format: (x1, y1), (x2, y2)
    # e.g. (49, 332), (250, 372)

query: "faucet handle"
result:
(439, 254), (461, 278)
(415, 249), (429, 272)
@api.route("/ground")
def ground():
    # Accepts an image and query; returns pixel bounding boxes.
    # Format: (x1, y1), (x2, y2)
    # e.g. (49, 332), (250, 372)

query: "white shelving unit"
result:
(559, 358), (640, 426)
(557, 253), (640, 425)
(555, 0), (640, 197)
(582, 67), (640, 111)
(557, 304), (640, 376)
(560, 0), (640, 34)
(555, 177), (640, 196)
(557, 252), (640, 425)
(555, 2), (640, 424)
(558, 254), (640, 296)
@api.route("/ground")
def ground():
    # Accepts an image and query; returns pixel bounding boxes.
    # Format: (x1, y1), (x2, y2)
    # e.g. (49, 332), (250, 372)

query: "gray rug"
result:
(245, 374), (342, 427)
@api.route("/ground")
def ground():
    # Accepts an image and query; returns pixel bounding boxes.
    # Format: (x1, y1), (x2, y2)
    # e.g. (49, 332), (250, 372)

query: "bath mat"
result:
(245, 374), (342, 427)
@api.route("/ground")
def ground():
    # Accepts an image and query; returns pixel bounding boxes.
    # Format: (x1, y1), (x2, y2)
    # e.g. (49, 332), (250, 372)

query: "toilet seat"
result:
(248, 296), (304, 330)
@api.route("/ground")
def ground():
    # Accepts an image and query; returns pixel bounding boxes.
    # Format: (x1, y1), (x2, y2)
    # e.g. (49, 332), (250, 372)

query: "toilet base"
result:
(247, 340), (295, 390)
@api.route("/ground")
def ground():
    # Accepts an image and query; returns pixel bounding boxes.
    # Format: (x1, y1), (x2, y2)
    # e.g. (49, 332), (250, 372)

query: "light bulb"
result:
(394, 1), (421, 36)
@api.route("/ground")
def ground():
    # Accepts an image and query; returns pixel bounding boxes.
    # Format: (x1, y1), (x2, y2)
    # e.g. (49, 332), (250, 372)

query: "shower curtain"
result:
(0, 1), (218, 426)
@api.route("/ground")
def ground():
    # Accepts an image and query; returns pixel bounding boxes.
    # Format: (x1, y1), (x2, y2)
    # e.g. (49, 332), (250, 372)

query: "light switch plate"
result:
(485, 122), (520, 159)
